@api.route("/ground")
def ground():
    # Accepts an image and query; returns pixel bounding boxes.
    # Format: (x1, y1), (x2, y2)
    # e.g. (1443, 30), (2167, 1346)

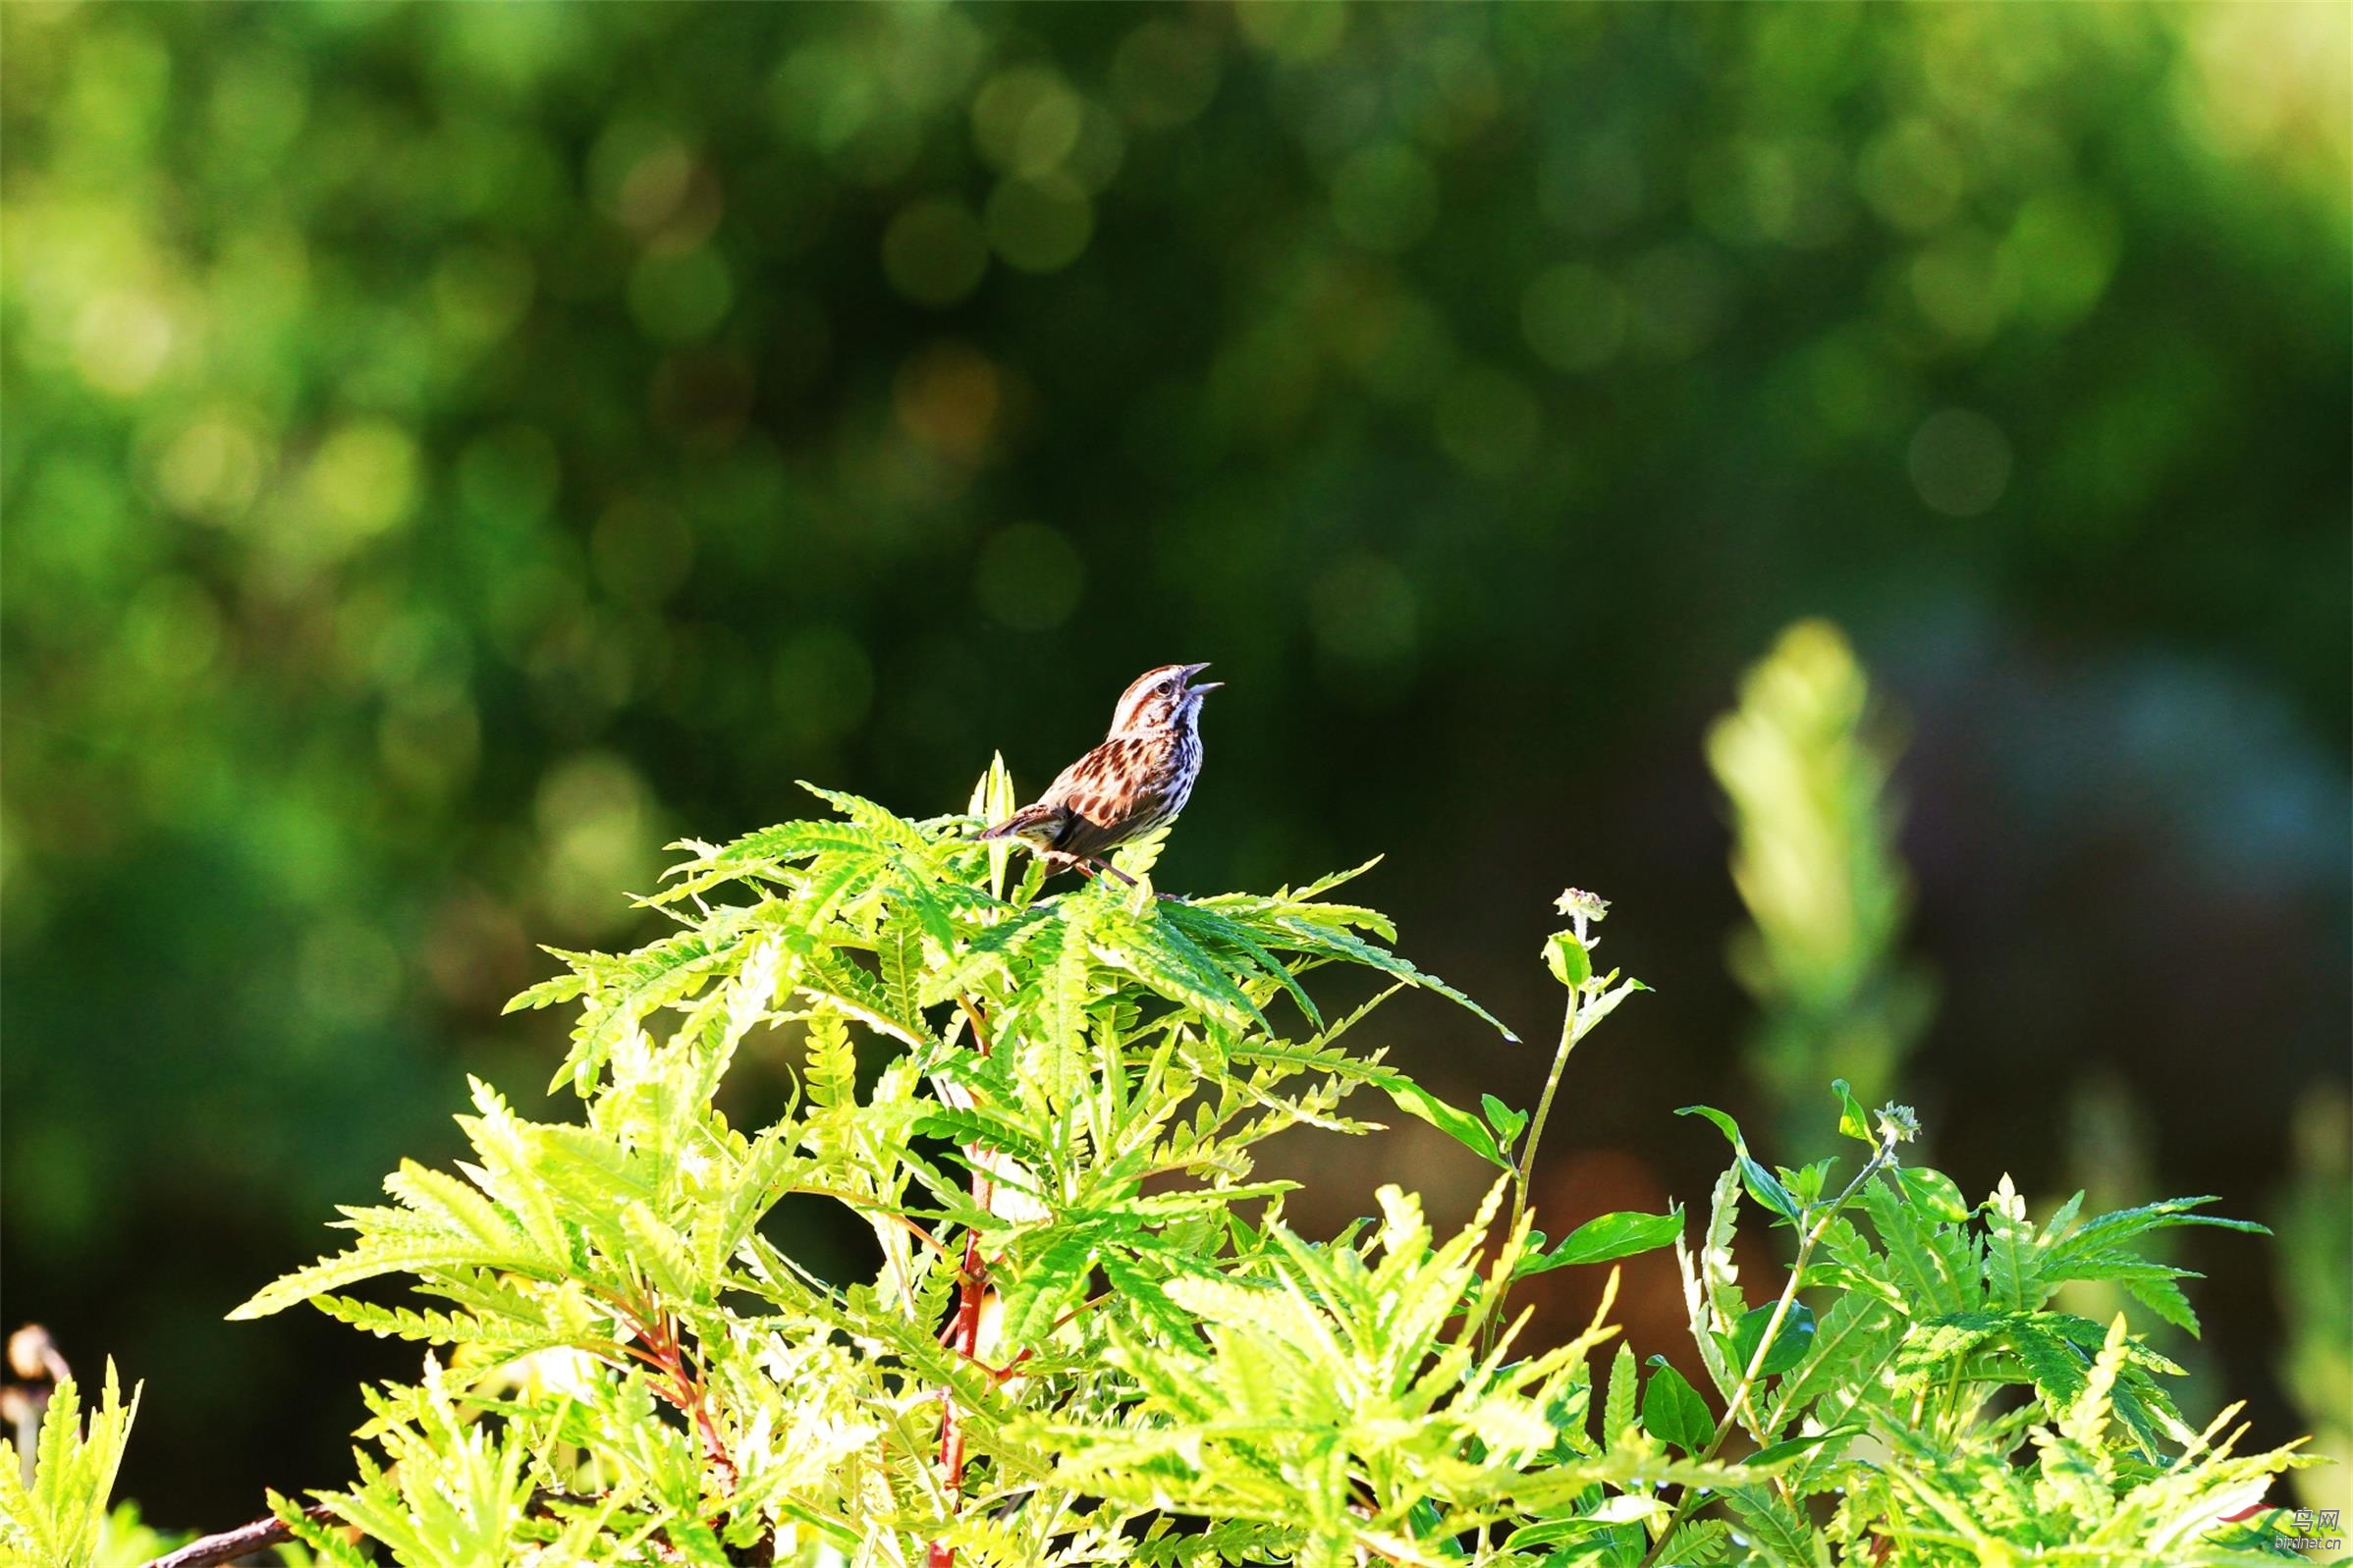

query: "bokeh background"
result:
(4, 0), (2347, 1533)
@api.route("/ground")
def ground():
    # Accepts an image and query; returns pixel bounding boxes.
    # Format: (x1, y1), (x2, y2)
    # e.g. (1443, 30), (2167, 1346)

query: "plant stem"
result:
(648, 1311), (739, 1492)
(1505, 998), (1580, 1270)
(1638, 1130), (1900, 1568)
(1488, 960), (1587, 1353)
(930, 997), (999, 1568)
(931, 1240), (987, 1568)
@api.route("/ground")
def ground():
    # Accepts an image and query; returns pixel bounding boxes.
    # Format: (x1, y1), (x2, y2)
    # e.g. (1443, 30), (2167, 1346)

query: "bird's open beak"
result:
(1182, 662), (1221, 691)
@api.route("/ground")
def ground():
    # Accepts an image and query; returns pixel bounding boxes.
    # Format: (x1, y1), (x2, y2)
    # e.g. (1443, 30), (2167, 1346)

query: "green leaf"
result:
(2042, 1194), (2268, 1272)
(1156, 900), (1327, 1032)
(1674, 1106), (1799, 1220)
(1543, 929), (1592, 989)
(2120, 1272), (2201, 1337)
(1727, 1301), (1817, 1378)
(1677, 1163), (1745, 1402)
(1641, 1357), (1715, 1454)
(1739, 1158), (1804, 1223)
(1832, 1078), (1873, 1144)
(999, 1227), (1097, 1349)
(0, 1364), (141, 1568)
(1676, 1103), (1746, 1152)
(1370, 1072), (1509, 1168)
(1260, 913), (1518, 1043)
(1764, 1292), (1902, 1433)
(1602, 1342), (1640, 1447)
(802, 1007), (856, 1112)
(1480, 1092), (1528, 1153)
(1984, 1173), (2039, 1311)
(2003, 1315), (2091, 1405)
(1518, 1210), (1683, 1276)
(1896, 1164), (1969, 1223)
(1743, 1423), (1859, 1468)
(1780, 1158), (1836, 1207)
(1653, 1520), (1734, 1566)
(1861, 1174), (1972, 1317)
(1504, 1492), (1663, 1547)
(1720, 1484), (1821, 1567)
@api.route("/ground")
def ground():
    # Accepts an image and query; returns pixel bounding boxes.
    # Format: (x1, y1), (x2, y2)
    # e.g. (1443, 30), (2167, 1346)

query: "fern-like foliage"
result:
(1643, 1091), (2313, 1568)
(229, 764), (1635, 1565)
(28, 759), (2294, 1566)
(0, 1364), (167, 1568)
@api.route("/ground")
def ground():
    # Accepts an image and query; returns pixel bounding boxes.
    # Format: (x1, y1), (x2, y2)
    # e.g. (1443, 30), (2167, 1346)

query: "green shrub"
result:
(7, 763), (2317, 1565)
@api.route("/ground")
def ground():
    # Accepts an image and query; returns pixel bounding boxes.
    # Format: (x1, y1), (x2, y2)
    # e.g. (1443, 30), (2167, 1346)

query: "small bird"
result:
(981, 663), (1220, 882)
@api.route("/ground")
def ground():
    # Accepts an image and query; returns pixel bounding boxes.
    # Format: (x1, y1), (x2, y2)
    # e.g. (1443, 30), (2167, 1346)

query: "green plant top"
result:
(5, 764), (2313, 1568)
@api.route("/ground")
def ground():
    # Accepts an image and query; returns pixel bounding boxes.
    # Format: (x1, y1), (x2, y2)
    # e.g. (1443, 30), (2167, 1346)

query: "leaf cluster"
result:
(17, 767), (2315, 1567)
(231, 765), (1607, 1564)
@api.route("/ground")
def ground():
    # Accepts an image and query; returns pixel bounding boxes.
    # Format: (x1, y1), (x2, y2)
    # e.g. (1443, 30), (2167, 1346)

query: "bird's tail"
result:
(978, 802), (1065, 842)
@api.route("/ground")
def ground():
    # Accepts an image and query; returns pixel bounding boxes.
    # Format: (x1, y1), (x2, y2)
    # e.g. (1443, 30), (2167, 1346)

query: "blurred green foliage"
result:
(1709, 620), (1932, 1156)
(1, 0), (2345, 1529)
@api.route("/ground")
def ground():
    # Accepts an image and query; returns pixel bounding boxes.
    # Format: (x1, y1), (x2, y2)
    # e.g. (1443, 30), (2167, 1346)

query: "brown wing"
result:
(979, 799), (1070, 843)
(1043, 735), (1158, 860)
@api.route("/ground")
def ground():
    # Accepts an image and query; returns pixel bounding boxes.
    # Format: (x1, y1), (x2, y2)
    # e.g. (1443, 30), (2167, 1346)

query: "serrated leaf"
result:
(1156, 900), (1326, 1032)
(999, 1227), (1096, 1349)
(1603, 1342), (1640, 1447)
(1862, 1174), (1970, 1317)
(1721, 1484), (1821, 1567)
(1764, 1291), (1902, 1433)
(1654, 1519), (1733, 1565)
(1985, 1172), (2039, 1311)
(2121, 1272), (2202, 1337)
(2009, 1317), (2090, 1405)
(2043, 1195), (2267, 1272)
(1894, 1165), (1969, 1223)
(1262, 914), (1516, 1043)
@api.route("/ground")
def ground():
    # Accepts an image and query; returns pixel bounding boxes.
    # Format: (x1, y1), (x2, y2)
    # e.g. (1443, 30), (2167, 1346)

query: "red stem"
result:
(929, 999), (999, 1568)
(629, 1306), (739, 1493)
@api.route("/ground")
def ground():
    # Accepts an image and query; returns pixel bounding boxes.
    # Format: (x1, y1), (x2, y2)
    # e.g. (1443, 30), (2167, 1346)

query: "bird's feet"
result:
(1078, 854), (1139, 888)
(1043, 850), (1140, 889)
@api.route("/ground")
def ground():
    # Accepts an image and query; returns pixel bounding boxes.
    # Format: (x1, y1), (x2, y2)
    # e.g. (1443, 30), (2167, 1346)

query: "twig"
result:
(140, 1502), (342, 1568)
(142, 1489), (609, 1568)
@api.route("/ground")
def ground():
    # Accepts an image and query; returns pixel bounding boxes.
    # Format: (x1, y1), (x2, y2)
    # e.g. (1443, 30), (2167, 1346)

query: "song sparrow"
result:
(981, 662), (1220, 881)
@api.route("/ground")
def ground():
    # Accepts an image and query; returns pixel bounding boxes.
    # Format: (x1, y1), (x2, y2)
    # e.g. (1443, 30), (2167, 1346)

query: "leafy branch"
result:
(2, 761), (2313, 1568)
(1641, 1093), (1911, 1565)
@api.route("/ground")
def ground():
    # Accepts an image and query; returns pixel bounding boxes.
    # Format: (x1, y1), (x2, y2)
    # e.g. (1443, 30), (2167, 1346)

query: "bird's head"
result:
(1108, 662), (1220, 735)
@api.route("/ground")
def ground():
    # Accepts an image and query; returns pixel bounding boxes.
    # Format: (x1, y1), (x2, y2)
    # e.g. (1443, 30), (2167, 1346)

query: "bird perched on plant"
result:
(981, 663), (1220, 882)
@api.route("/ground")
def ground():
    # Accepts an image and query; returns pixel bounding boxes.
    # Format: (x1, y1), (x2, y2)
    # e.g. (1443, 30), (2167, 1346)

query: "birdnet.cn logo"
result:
(2216, 1503), (2342, 1556)
(2284, 1509), (2345, 1554)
